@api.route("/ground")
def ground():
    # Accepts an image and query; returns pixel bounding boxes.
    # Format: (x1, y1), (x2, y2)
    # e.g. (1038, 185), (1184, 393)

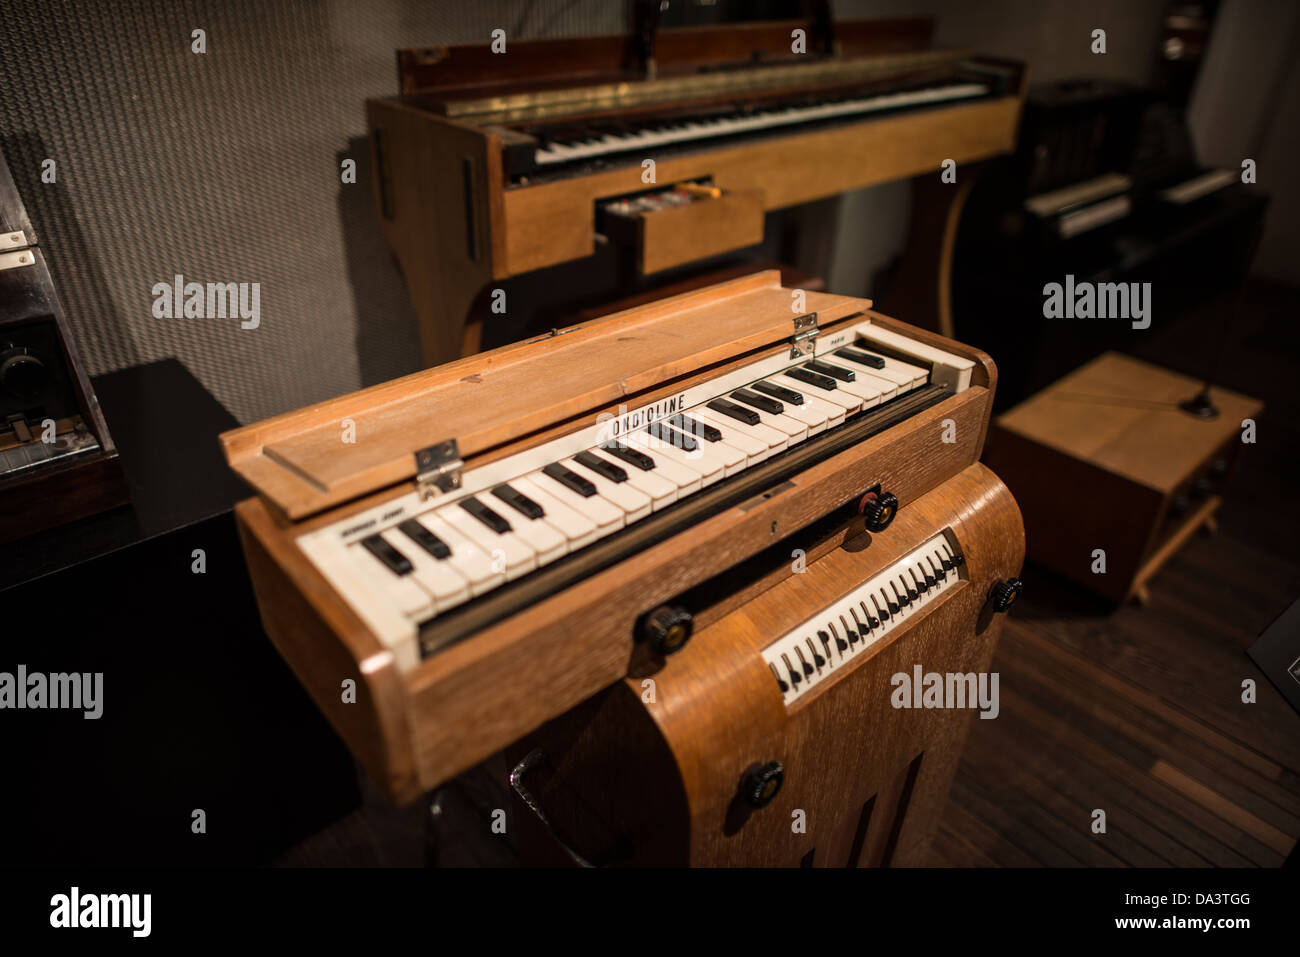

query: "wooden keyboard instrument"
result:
(222, 272), (1023, 867)
(366, 17), (1027, 365)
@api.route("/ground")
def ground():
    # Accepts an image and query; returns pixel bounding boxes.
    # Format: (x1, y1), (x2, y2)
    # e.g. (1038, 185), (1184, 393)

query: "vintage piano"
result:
(222, 272), (1025, 866)
(366, 11), (1027, 365)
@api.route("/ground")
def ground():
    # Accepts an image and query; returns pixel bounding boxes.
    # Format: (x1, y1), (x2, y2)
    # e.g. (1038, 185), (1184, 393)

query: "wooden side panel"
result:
(365, 99), (502, 367)
(235, 499), (422, 804)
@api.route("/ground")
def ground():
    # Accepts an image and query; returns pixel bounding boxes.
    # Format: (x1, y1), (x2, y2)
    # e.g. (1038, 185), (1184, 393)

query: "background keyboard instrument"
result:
(366, 16), (1026, 365)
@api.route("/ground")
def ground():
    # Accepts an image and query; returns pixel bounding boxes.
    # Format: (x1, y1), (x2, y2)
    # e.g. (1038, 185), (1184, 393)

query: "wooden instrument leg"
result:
(406, 266), (486, 366)
(877, 163), (984, 338)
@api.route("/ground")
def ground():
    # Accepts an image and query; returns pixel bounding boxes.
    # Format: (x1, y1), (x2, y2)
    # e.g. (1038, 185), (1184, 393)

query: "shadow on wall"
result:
(337, 138), (422, 389)
(1, 131), (141, 372)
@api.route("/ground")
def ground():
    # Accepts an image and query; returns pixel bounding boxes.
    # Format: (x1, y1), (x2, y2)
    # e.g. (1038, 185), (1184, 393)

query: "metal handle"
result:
(509, 749), (597, 868)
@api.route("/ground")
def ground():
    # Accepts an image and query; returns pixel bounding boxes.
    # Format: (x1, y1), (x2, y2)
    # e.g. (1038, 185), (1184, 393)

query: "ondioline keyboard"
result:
(298, 323), (974, 669)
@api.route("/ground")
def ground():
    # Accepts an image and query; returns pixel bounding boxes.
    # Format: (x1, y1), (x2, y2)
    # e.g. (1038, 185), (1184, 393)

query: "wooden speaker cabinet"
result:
(509, 462), (1024, 867)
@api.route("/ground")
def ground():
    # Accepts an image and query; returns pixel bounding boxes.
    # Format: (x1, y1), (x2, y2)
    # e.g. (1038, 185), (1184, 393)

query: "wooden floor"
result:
(925, 278), (1300, 867)
(276, 280), (1300, 868)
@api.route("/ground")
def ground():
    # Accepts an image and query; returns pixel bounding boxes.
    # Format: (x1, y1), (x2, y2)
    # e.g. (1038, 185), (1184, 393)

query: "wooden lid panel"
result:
(223, 272), (871, 518)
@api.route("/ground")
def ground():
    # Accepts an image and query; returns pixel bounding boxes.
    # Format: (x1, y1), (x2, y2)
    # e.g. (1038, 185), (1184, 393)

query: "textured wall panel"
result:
(0, 0), (627, 423)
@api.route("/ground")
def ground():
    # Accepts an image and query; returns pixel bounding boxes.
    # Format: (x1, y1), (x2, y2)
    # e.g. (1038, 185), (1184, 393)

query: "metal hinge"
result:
(415, 439), (463, 500)
(790, 312), (819, 358)
(0, 230), (34, 272)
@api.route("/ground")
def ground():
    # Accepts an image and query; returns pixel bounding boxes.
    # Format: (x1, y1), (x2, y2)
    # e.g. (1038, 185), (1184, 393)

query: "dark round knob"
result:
(0, 348), (49, 398)
(861, 491), (899, 532)
(740, 760), (784, 809)
(639, 605), (693, 656)
(990, 578), (1022, 612)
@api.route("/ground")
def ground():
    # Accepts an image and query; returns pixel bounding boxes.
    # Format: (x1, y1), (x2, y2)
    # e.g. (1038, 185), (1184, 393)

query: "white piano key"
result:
(562, 456), (653, 523)
(491, 498), (568, 565)
(413, 513), (502, 596)
(756, 391), (832, 434)
(381, 528), (473, 611)
(528, 469), (626, 533)
(626, 430), (723, 487)
(821, 367), (896, 403)
(349, 543), (434, 620)
(728, 401), (808, 444)
(300, 537), (417, 670)
(587, 448), (679, 510)
(616, 435), (704, 493)
(683, 409), (769, 463)
(691, 407), (786, 457)
(668, 421), (749, 475)
(766, 373), (863, 412)
(437, 503), (537, 581)
(510, 475), (603, 548)
(837, 352), (927, 391)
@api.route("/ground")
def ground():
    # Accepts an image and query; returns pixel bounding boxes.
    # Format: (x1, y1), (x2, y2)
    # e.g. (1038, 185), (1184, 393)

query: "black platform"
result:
(0, 359), (359, 865)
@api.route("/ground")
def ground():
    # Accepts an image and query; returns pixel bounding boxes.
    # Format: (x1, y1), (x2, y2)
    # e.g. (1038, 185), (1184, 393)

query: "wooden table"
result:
(984, 351), (1263, 604)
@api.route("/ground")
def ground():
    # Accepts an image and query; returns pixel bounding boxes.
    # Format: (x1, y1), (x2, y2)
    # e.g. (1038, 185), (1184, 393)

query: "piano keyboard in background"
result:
(299, 323), (975, 670)
(520, 80), (990, 176)
(763, 532), (966, 707)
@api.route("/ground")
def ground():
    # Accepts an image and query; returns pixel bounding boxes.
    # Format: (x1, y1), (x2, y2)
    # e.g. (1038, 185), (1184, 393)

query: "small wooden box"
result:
(600, 187), (766, 275)
(984, 352), (1263, 604)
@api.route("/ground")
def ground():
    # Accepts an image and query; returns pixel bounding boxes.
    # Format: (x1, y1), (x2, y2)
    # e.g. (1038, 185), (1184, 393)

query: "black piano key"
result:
(645, 421), (698, 453)
(491, 484), (545, 520)
(707, 398), (761, 425)
(805, 360), (855, 382)
(460, 497), (513, 533)
(397, 519), (452, 560)
(751, 381), (804, 405)
(836, 346), (886, 369)
(667, 414), (722, 442)
(602, 444), (656, 471)
(785, 367), (837, 391)
(730, 388), (784, 415)
(543, 463), (597, 497)
(361, 534), (413, 575)
(574, 450), (627, 483)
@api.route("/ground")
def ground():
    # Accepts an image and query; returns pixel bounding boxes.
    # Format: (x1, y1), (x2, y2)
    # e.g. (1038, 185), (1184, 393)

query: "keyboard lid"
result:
(220, 271), (872, 520)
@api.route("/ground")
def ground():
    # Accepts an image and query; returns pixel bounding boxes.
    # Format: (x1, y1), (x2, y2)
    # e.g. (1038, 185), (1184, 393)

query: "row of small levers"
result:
(345, 346), (931, 625)
(763, 534), (964, 706)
